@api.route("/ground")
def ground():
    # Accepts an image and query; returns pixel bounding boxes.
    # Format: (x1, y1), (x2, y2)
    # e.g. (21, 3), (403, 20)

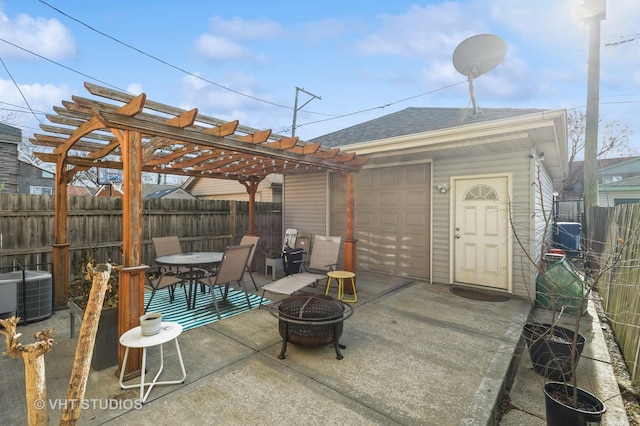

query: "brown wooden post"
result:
(247, 180), (258, 235)
(0, 317), (54, 426)
(61, 263), (112, 425)
(343, 172), (357, 293)
(118, 130), (144, 378)
(53, 156), (70, 309)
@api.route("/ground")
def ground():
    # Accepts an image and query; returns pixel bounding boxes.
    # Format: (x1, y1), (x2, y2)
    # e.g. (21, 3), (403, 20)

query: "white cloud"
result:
(193, 34), (251, 61)
(0, 12), (76, 60)
(0, 79), (71, 135)
(126, 83), (143, 96)
(299, 18), (349, 42)
(355, 3), (487, 59)
(193, 16), (283, 62)
(207, 16), (284, 41)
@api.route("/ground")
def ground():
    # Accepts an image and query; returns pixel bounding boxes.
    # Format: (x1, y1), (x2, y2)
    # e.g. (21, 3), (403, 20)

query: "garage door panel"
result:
(358, 173), (375, 187)
(406, 190), (428, 206)
(380, 171), (400, 186)
(380, 212), (399, 225)
(406, 211), (428, 227)
(406, 167), (429, 184)
(358, 192), (376, 207)
(380, 191), (400, 205)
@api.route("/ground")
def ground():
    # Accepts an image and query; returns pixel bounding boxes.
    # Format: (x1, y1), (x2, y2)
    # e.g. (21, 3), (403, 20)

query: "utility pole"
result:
(292, 87), (321, 137)
(580, 0), (606, 215)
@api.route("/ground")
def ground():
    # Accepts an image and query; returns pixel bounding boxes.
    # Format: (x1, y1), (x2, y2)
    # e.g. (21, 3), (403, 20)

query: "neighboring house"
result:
(563, 156), (640, 198)
(145, 185), (195, 200)
(94, 184), (125, 197)
(598, 175), (640, 207)
(0, 123), (21, 193)
(17, 161), (54, 195)
(283, 107), (567, 301)
(93, 183), (194, 199)
(183, 174), (282, 202)
(68, 185), (94, 196)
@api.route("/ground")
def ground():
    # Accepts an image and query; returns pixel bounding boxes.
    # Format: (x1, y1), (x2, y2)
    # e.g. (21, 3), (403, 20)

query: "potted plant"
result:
(258, 239), (283, 279)
(68, 256), (120, 371)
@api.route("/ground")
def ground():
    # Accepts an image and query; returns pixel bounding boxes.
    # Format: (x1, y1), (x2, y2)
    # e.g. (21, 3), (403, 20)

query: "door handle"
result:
(455, 234), (461, 239)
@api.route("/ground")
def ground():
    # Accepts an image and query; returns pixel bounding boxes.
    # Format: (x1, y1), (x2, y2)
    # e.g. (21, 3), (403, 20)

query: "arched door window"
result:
(463, 184), (497, 200)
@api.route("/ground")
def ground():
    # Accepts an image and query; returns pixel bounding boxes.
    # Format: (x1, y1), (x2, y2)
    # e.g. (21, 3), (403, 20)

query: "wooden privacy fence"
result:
(0, 193), (282, 278)
(587, 204), (640, 386)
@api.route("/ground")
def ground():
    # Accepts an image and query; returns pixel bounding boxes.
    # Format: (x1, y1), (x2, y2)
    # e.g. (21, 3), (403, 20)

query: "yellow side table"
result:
(325, 270), (357, 303)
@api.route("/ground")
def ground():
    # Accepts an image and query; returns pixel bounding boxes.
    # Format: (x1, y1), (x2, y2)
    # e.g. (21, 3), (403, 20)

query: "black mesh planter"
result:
(522, 323), (585, 382)
(69, 298), (119, 371)
(270, 293), (353, 360)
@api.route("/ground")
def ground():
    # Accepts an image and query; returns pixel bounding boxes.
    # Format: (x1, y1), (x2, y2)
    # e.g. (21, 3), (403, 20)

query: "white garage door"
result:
(351, 163), (431, 278)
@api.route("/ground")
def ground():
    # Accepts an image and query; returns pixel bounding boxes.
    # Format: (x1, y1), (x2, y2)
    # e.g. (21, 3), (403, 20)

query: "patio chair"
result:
(198, 244), (254, 320)
(145, 236), (187, 312)
(239, 235), (260, 290)
(300, 235), (341, 275)
(282, 228), (297, 251)
(152, 236), (182, 257)
(143, 268), (185, 313)
(259, 235), (342, 306)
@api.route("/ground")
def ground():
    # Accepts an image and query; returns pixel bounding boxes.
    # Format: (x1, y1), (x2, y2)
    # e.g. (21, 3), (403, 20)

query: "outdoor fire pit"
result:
(270, 293), (353, 360)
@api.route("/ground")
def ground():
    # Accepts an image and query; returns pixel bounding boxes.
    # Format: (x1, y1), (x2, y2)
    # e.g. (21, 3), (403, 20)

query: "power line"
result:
(294, 80), (467, 130)
(0, 56), (43, 125)
(604, 33), (640, 48)
(0, 37), (126, 92)
(37, 0), (294, 111)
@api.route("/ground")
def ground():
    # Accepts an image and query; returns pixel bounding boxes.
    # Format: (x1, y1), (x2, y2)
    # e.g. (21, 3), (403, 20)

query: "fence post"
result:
(230, 200), (237, 244)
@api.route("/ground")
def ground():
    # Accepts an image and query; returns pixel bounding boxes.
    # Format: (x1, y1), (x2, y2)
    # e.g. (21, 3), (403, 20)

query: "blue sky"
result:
(1, 0), (639, 155)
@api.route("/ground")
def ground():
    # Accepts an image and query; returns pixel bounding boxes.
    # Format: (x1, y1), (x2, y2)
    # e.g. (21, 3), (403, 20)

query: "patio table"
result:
(155, 252), (223, 310)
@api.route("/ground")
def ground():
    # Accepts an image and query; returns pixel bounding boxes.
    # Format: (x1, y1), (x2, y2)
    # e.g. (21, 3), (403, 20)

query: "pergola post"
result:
(343, 172), (357, 293)
(117, 130), (145, 378)
(53, 156), (70, 309)
(246, 180), (259, 236)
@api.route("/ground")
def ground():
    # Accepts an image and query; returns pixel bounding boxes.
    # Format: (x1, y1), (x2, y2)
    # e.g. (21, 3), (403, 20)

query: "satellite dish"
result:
(452, 34), (506, 116)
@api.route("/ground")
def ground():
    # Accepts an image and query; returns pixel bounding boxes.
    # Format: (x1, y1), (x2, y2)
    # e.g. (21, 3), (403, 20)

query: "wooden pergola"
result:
(31, 82), (367, 375)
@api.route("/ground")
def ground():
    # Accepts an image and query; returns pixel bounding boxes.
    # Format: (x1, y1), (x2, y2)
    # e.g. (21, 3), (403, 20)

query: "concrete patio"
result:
(0, 269), (628, 425)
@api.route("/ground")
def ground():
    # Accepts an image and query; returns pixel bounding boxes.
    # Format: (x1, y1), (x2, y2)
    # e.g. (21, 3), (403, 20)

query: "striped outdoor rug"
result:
(144, 287), (270, 331)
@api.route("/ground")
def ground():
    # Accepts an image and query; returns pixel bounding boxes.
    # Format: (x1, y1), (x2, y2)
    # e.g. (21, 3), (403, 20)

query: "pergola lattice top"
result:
(31, 82), (367, 182)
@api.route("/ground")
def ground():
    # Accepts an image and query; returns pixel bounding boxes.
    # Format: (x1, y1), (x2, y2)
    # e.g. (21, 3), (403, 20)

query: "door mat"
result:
(450, 286), (511, 302)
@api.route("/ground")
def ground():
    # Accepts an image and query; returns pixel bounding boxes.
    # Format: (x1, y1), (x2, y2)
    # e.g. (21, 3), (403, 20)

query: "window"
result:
(463, 184), (497, 200)
(41, 170), (54, 178)
(614, 198), (639, 206)
(30, 186), (53, 195)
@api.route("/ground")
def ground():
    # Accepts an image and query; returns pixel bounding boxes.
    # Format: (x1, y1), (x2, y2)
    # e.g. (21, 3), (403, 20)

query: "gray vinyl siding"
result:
(533, 160), (555, 263)
(283, 172), (329, 239)
(431, 149), (534, 298)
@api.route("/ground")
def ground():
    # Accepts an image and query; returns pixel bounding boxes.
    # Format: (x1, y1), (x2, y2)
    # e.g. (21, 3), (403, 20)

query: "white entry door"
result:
(453, 176), (509, 290)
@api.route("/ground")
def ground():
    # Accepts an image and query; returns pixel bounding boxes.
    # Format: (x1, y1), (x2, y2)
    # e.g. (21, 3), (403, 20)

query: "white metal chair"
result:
(283, 228), (297, 251)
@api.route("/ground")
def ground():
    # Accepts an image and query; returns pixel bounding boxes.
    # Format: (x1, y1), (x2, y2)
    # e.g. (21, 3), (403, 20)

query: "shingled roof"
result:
(311, 107), (546, 147)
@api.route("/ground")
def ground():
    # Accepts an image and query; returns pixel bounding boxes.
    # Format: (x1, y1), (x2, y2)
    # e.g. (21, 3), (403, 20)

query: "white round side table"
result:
(118, 321), (186, 403)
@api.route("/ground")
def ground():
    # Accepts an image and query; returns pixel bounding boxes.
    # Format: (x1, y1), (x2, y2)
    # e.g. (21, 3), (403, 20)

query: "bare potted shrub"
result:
(513, 172), (622, 424)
